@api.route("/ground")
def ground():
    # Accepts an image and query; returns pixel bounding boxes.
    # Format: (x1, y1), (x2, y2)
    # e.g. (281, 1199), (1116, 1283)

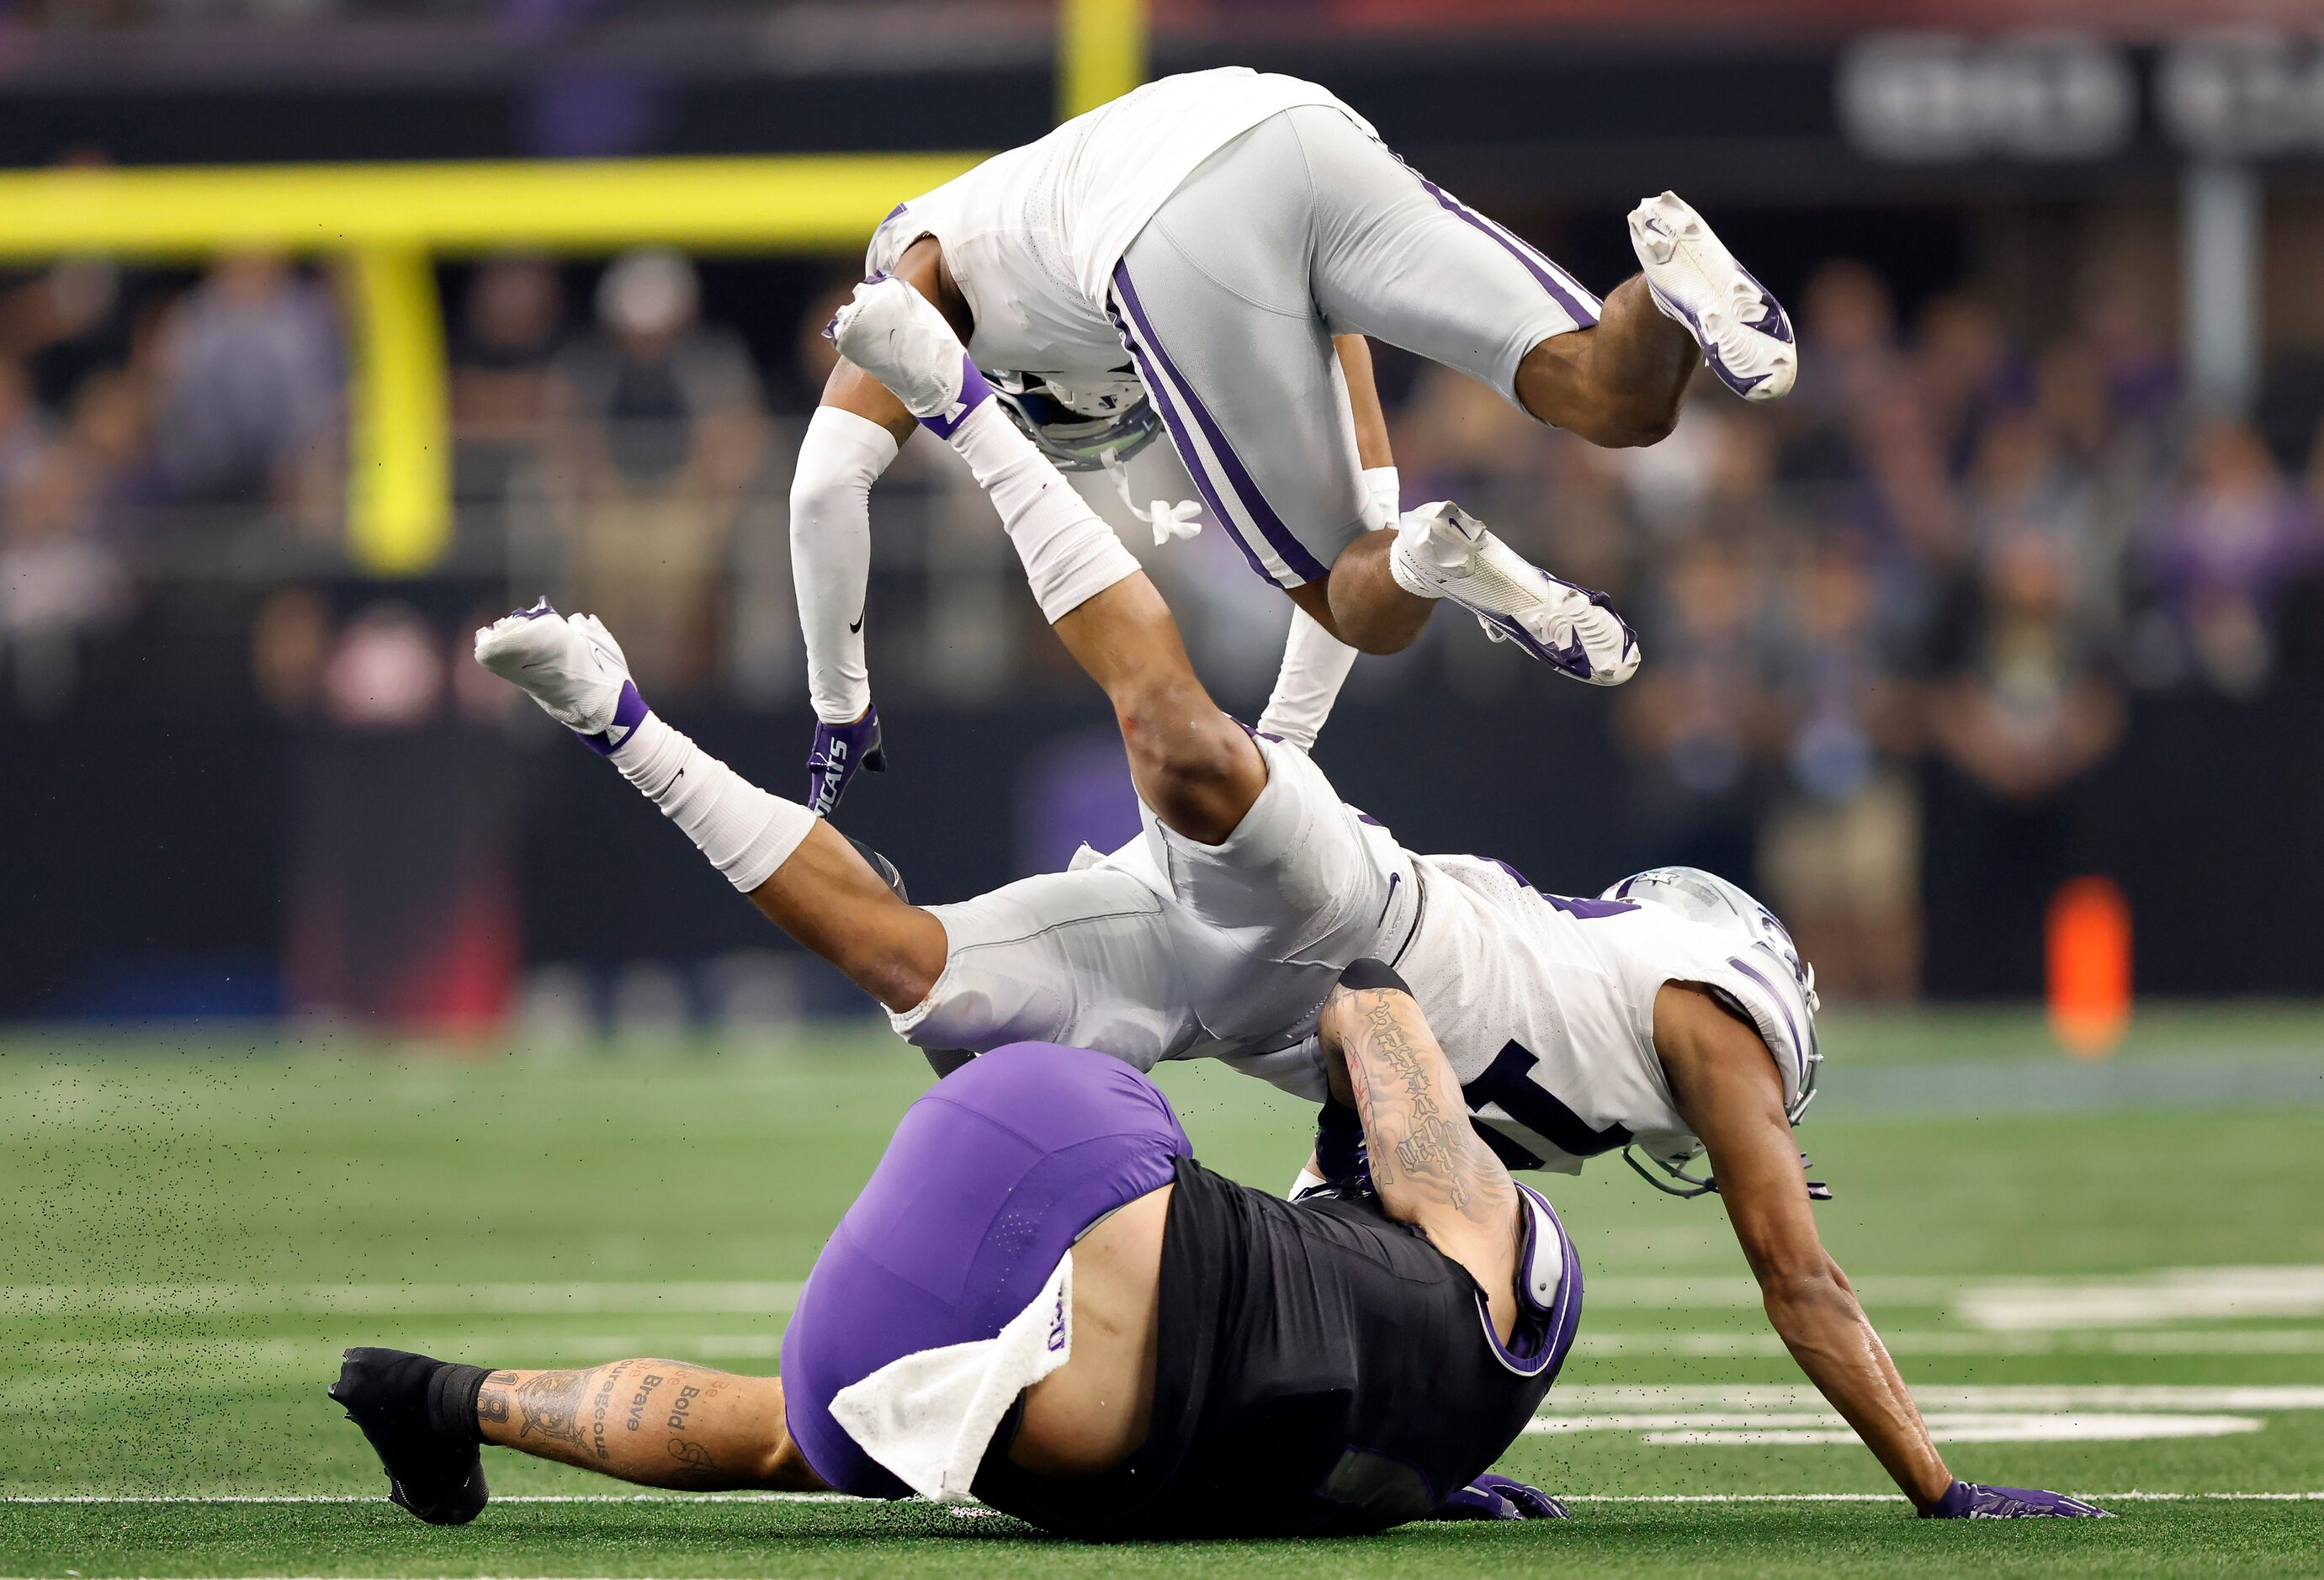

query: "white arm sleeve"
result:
(1255, 467), (1394, 751)
(946, 400), (1141, 624)
(1257, 606), (1359, 752)
(789, 406), (901, 724)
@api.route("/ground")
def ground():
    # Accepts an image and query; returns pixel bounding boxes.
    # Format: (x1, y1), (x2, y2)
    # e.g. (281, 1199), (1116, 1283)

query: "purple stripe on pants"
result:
(1109, 261), (1332, 586)
(1416, 177), (1600, 330)
(1103, 295), (1269, 582)
(780, 1043), (1191, 1498)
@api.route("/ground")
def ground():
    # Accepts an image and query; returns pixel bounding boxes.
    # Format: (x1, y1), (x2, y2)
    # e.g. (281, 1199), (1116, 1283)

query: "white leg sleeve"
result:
(611, 713), (817, 893)
(944, 400), (1141, 623)
(890, 868), (1197, 1068)
(790, 406), (899, 724)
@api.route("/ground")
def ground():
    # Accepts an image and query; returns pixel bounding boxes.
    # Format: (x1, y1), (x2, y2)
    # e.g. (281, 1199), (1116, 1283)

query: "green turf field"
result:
(4, 1005), (2322, 1577)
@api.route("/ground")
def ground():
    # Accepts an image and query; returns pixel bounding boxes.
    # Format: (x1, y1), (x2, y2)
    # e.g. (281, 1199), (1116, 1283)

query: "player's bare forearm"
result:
(476, 1360), (827, 1493)
(1755, 1256), (1952, 1508)
(1319, 975), (1520, 1302)
(1654, 984), (1953, 1508)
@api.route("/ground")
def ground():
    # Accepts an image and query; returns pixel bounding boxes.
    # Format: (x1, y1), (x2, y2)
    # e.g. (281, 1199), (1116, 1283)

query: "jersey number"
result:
(1459, 1040), (1633, 1171)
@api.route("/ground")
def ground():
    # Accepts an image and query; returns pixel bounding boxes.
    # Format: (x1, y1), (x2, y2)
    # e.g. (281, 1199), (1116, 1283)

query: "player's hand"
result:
(807, 706), (886, 817)
(1922, 1481), (2113, 1519)
(1434, 1472), (1568, 1520)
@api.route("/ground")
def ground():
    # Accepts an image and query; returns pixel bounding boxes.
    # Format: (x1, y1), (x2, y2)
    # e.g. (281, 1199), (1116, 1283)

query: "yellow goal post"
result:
(0, 0), (1145, 575)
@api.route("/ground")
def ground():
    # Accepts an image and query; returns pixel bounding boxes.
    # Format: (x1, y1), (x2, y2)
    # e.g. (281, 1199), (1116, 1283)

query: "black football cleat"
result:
(847, 837), (910, 903)
(330, 1347), (489, 1526)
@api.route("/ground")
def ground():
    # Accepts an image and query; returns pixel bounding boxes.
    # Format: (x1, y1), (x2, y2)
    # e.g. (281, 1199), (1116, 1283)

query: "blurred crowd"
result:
(6, 245), (2323, 1001)
(1397, 261), (2324, 999)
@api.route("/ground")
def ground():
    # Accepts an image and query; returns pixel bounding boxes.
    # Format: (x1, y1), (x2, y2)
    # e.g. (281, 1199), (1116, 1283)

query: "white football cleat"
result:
(1627, 192), (1796, 404)
(475, 598), (645, 750)
(829, 275), (973, 424)
(1390, 501), (1640, 686)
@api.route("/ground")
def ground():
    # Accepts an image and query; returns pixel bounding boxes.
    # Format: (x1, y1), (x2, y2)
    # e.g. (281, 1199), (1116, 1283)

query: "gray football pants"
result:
(888, 735), (1421, 1100)
(1106, 103), (1600, 588)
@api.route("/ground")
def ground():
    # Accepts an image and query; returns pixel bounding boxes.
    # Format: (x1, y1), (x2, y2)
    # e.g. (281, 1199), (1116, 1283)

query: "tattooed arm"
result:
(1314, 962), (1526, 1343)
(475, 1360), (827, 1492)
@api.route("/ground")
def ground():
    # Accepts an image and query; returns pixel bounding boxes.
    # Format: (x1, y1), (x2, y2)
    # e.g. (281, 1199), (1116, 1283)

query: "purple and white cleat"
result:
(1388, 501), (1640, 686)
(1923, 1482), (2113, 1519)
(473, 598), (648, 756)
(1628, 191), (1796, 404)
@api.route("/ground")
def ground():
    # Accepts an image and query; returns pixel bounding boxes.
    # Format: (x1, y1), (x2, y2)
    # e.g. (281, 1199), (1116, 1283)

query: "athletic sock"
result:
(426, 1362), (491, 1445)
(608, 708), (817, 893)
(1388, 519), (1452, 601)
(1257, 606), (1359, 752)
(942, 398), (1141, 623)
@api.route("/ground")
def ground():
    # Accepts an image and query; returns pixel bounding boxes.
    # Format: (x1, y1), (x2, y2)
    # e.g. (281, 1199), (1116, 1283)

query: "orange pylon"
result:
(2047, 876), (2132, 1058)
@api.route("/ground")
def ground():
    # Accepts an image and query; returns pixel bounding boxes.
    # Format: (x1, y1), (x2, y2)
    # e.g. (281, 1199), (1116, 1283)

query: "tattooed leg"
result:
(475, 1360), (825, 1492)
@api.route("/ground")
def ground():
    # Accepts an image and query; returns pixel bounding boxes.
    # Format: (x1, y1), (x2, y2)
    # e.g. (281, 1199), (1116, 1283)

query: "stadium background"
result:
(3, 3), (2323, 1574)
(3, 0), (2321, 1031)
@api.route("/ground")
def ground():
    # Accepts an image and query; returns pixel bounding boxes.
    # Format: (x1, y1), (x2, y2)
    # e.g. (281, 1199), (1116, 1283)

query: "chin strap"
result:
(1625, 1143), (1834, 1202)
(1104, 455), (1202, 543)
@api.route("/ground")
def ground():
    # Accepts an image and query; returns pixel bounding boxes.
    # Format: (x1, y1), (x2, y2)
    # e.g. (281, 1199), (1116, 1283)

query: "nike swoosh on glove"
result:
(1923, 1481), (2113, 1518)
(807, 706), (886, 817)
(1433, 1472), (1569, 1520)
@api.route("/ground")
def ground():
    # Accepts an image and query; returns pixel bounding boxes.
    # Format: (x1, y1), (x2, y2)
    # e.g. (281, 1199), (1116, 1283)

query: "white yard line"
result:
(16, 1328), (2324, 1375)
(0, 1493), (857, 1505)
(4, 1491), (2320, 1506)
(0, 1284), (804, 1317)
(1575, 1328), (2324, 1358)
(1525, 1412), (2265, 1443)
(1543, 1383), (2324, 1411)
(11, 1267), (2324, 1319)
(1961, 1266), (2324, 1330)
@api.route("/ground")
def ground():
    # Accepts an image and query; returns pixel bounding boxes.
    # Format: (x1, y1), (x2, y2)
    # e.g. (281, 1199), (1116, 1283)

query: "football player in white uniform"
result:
(471, 585), (2103, 1521)
(794, 66), (1799, 814)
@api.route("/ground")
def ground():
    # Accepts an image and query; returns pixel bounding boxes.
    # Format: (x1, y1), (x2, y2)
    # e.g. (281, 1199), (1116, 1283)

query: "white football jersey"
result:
(864, 68), (1372, 384)
(1380, 855), (1819, 1176)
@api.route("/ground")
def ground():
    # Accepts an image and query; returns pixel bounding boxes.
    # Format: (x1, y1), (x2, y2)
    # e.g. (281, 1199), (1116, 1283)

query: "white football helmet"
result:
(1602, 866), (1827, 1197)
(1603, 865), (1817, 1015)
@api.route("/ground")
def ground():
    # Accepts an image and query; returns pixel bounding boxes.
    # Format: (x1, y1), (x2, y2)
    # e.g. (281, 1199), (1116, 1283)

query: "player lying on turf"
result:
(796, 65), (1786, 812)
(335, 994), (1584, 1536)
(472, 600), (2106, 1523)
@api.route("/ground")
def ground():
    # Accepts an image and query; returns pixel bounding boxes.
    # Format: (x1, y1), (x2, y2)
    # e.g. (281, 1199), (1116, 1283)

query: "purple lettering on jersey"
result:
(1545, 894), (1638, 920)
(1460, 1040), (1633, 1171)
(1483, 857), (1637, 919)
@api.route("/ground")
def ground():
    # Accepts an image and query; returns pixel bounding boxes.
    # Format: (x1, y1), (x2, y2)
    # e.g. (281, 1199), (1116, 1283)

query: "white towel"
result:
(828, 1250), (1074, 1502)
